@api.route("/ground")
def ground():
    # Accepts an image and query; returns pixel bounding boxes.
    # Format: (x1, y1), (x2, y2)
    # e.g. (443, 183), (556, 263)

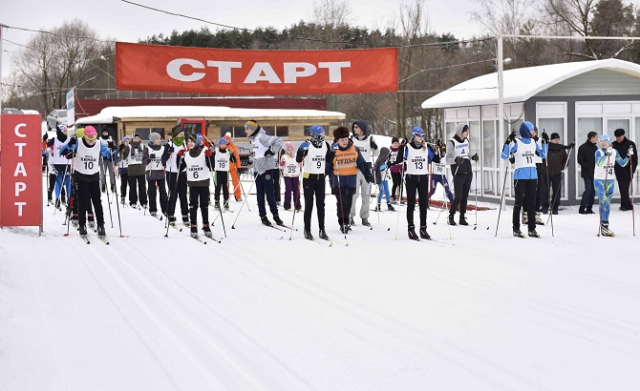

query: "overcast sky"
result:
(1, 0), (485, 79)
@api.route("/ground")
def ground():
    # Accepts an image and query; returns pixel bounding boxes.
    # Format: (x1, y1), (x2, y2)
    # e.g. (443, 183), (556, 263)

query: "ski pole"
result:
(495, 155), (512, 237)
(630, 153), (635, 236)
(231, 175), (256, 229)
(103, 159), (114, 229)
(289, 172), (302, 240)
(545, 142), (574, 226)
(109, 154), (124, 238)
(543, 138), (554, 237)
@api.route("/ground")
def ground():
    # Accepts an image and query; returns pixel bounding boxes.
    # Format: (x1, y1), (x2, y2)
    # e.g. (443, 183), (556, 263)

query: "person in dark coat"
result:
(540, 133), (570, 214)
(577, 131), (598, 214)
(612, 128), (638, 211)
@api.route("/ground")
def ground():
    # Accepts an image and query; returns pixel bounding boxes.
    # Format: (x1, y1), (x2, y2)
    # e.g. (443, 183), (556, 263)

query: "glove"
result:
(332, 142), (339, 150)
(108, 141), (116, 149)
(380, 163), (388, 171)
(167, 146), (174, 153)
(205, 149), (213, 157)
(569, 141), (575, 148)
(401, 138), (408, 145)
(628, 147), (634, 156)
(542, 132), (549, 142)
(68, 137), (77, 147)
(533, 135), (539, 142)
(264, 148), (274, 157)
(299, 141), (310, 151)
(177, 149), (184, 157)
(118, 144), (125, 152)
(509, 154), (515, 164)
(455, 156), (464, 165)
(279, 160), (286, 167)
(471, 153), (479, 162)
(150, 153), (156, 159)
(605, 148), (612, 156)
(505, 131), (515, 144)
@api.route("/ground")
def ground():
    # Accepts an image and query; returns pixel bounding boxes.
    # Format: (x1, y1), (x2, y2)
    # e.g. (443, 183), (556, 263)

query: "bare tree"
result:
(312, 0), (351, 30)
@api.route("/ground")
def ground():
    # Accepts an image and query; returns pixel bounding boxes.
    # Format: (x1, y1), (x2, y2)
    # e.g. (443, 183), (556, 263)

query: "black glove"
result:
(471, 153), (479, 162)
(509, 154), (515, 164)
(68, 137), (77, 147)
(542, 132), (549, 142)
(108, 141), (116, 150)
(533, 135), (539, 142)
(401, 138), (408, 145)
(455, 156), (464, 165)
(264, 148), (275, 157)
(168, 146), (175, 153)
(505, 131), (515, 144)
(150, 153), (156, 159)
(569, 141), (575, 149)
(118, 144), (125, 152)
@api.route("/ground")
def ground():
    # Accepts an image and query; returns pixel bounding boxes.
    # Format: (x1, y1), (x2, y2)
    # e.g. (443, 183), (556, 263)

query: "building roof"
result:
(75, 105), (345, 125)
(421, 59), (640, 109)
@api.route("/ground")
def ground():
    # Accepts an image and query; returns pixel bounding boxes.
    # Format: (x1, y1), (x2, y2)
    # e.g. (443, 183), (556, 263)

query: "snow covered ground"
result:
(1, 174), (639, 391)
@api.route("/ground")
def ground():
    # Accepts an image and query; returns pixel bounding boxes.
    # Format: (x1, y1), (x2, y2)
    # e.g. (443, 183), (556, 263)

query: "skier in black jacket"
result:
(577, 131), (598, 214)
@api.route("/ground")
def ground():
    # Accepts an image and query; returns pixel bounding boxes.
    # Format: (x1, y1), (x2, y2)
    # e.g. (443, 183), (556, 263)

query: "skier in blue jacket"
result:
(501, 121), (548, 238)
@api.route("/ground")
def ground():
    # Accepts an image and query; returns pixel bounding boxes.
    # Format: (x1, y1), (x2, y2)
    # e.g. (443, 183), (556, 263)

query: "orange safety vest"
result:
(332, 146), (358, 176)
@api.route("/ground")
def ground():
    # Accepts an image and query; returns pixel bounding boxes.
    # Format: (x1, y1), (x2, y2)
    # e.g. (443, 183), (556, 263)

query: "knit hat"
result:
(392, 136), (399, 144)
(519, 121), (535, 139)
(550, 132), (560, 140)
(412, 126), (425, 138)
(599, 134), (612, 145)
(614, 128), (625, 137)
(149, 132), (161, 143)
(245, 120), (259, 134)
(285, 142), (294, 150)
(121, 135), (130, 143)
(84, 125), (97, 139)
(132, 133), (141, 140)
(218, 137), (227, 146)
(171, 125), (183, 138)
(333, 126), (350, 141)
(188, 133), (202, 149)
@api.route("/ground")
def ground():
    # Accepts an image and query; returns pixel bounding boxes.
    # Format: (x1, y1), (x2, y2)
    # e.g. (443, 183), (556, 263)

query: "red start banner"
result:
(0, 114), (43, 227)
(116, 42), (398, 95)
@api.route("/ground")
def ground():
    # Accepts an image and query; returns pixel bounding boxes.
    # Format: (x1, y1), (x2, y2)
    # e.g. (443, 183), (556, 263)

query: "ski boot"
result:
(261, 215), (273, 227)
(224, 200), (230, 211)
(419, 226), (430, 240)
(120, 197), (126, 205)
(387, 203), (395, 211)
(528, 228), (540, 238)
(600, 222), (614, 237)
(190, 225), (198, 239)
(88, 219), (96, 231)
(513, 228), (525, 238)
(150, 212), (157, 217)
(182, 215), (190, 227)
(54, 198), (61, 210)
(78, 225), (88, 237)
(362, 218), (372, 227)
(408, 226), (419, 241)
(97, 225), (106, 238)
(318, 229), (329, 241)
(214, 201), (221, 210)
(202, 225), (213, 239)
(101, 184), (106, 193)
(273, 214), (285, 227)
(303, 230), (314, 240)
(168, 216), (177, 227)
(448, 214), (457, 226)
(459, 214), (469, 226)
(535, 212), (544, 225)
(340, 224), (349, 234)
(374, 203), (382, 212)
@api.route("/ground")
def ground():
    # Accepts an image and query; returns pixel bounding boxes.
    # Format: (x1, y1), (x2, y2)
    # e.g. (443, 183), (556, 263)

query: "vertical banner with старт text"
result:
(0, 114), (43, 227)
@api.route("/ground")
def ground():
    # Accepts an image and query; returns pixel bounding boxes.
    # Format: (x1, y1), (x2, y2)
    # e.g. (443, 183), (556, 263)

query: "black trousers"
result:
(255, 171), (278, 217)
(450, 172), (473, 216)
(535, 174), (548, 211)
(513, 179), (537, 231)
(391, 172), (402, 201)
(147, 177), (168, 214)
(48, 173), (57, 200)
(167, 172), (188, 218)
(303, 174), (326, 231)
(617, 178), (632, 209)
(189, 186), (209, 226)
(405, 174), (429, 228)
(119, 171), (129, 199)
(214, 171), (229, 202)
(541, 174), (562, 212)
(77, 180), (104, 227)
(128, 175), (147, 206)
(333, 186), (354, 226)
(272, 168), (281, 203)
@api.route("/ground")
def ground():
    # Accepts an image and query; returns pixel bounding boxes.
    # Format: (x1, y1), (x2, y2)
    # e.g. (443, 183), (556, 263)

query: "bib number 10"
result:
(84, 161), (94, 170)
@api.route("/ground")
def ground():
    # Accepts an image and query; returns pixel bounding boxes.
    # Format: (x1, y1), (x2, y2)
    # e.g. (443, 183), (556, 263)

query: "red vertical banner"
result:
(0, 114), (43, 227)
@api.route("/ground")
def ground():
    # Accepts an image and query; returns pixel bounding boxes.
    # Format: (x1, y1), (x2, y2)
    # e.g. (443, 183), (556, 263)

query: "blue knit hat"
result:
(599, 134), (612, 145)
(519, 121), (535, 139)
(218, 137), (227, 146)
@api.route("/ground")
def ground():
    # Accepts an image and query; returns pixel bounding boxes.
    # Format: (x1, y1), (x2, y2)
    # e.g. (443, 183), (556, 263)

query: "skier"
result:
(349, 120), (378, 227)
(98, 127), (117, 193)
(389, 137), (404, 204)
(177, 134), (214, 239)
(612, 128), (638, 211)
(595, 134), (630, 236)
(427, 142), (454, 205)
(244, 119), (284, 227)
(117, 136), (130, 205)
(373, 147), (395, 212)
(327, 126), (373, 234)
(280, 142), (302, 212)
(60, 125), (114, 238)
(142, 132), (168, 218)
(46, 124), (71, 210)
(395, 126), (439, 240)
(296, 125), (331, 241)
(223, 132), (243, 201)
(540, 133), (573, 215)
(163, 126), (190, 227)
(446, 123), (478, 226)
(500, 121), (548, 238)
(212, 137), (237, 211)
(123, 133), (147, 208)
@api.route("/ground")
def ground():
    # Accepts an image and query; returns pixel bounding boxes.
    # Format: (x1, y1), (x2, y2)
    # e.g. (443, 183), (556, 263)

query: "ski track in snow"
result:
(1, 177), (640, 390)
